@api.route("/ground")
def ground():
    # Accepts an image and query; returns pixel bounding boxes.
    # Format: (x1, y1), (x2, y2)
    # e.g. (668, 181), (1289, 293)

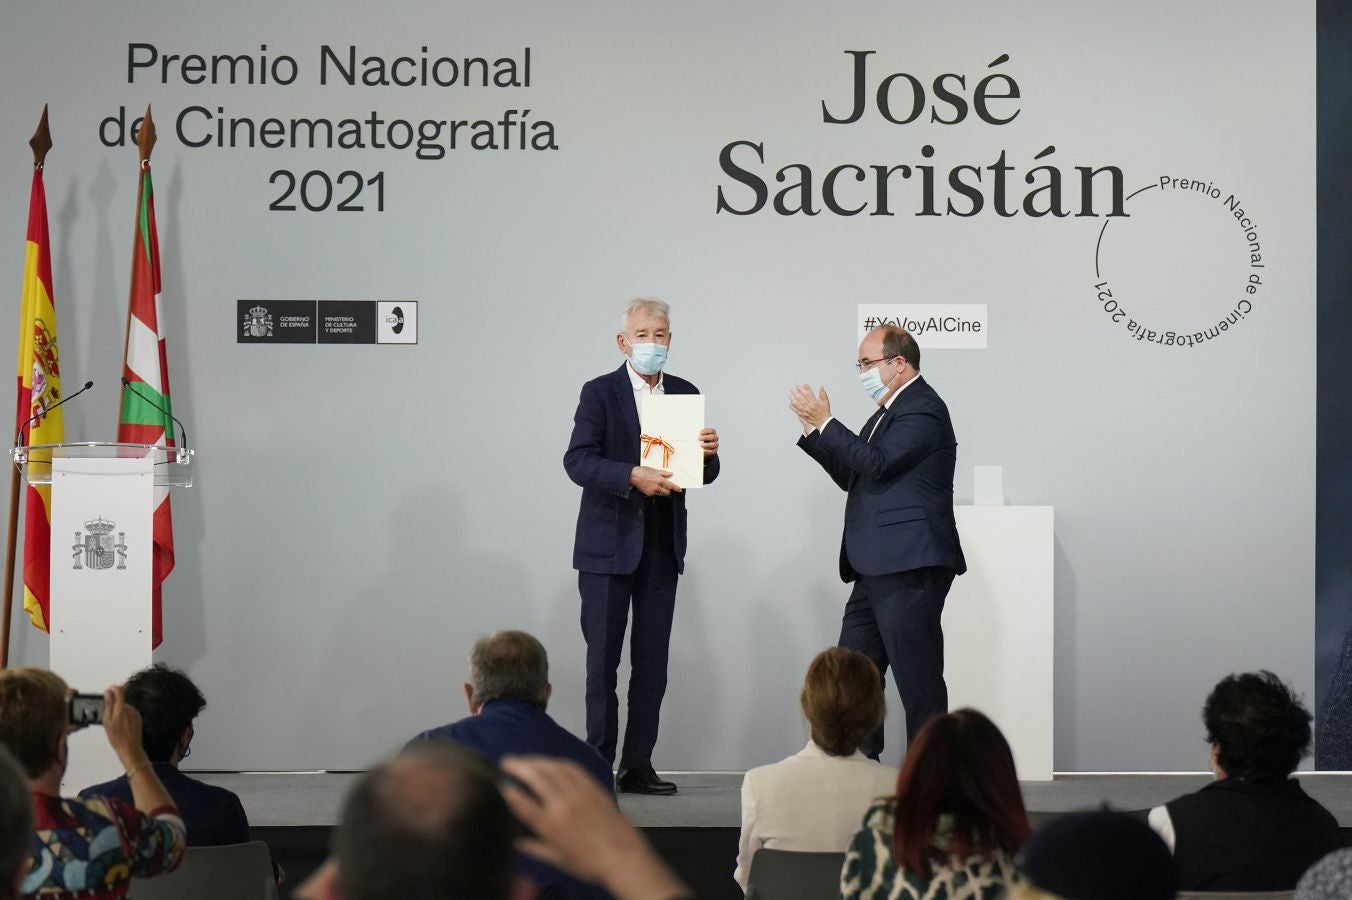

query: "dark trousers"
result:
(578, 500), (678, 769)
(839, 566), (954, 758)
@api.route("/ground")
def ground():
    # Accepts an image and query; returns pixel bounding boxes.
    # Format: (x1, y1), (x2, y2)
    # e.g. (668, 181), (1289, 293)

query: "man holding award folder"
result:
(564, 298), (720, 794)
(791, 325), (965, 756)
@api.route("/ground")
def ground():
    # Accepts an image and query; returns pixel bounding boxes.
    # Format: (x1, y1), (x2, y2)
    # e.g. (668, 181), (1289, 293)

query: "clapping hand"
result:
(789, 384), (831, 431)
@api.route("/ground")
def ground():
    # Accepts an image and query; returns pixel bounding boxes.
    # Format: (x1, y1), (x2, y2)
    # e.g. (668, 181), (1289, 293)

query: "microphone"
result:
(121, 377), (188, 450)
(14, 380), (94, 447)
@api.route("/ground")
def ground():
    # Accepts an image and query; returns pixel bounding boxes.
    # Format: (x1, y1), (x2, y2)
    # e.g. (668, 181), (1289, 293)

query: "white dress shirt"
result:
(734, 741), (899, 892)
(627, 361), (665, 405)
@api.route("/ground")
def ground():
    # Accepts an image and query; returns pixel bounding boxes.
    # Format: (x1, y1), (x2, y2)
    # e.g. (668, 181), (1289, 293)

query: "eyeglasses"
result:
(855, 356), (900, 372)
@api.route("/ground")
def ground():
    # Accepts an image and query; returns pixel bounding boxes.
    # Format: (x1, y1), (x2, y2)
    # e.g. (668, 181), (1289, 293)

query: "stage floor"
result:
(199, 771), (1352, 828)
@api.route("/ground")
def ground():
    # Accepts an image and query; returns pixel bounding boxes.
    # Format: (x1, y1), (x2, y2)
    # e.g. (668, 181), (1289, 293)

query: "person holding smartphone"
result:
(0, 668), (185, 898)
(80, 664), (252, 848)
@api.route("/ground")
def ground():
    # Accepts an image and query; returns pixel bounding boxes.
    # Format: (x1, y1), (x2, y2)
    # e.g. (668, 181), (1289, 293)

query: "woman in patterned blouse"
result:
(0, 668), (186, 899)
(842, 709), (1031, 900)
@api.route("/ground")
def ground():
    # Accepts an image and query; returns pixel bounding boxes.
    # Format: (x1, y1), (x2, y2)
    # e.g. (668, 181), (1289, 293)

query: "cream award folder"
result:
(637, 394), (705, 489)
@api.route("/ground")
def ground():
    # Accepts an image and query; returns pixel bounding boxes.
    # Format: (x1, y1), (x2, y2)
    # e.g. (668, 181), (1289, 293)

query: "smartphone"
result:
(68, 693), (104, 727)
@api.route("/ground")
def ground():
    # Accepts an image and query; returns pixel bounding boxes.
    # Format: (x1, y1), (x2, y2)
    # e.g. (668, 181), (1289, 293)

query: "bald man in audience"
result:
(296, 743), (529, 900)
(297, 745), (689, 900)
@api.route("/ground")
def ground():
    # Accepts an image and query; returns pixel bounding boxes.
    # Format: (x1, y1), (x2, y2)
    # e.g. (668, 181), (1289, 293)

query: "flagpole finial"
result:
(137, 105), (156, 165)
(29, 105), (52, 168)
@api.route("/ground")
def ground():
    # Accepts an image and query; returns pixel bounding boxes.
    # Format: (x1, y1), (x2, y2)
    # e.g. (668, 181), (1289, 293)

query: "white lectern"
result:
(11, 442), (193, 790)
(947, 505), (1055, 780)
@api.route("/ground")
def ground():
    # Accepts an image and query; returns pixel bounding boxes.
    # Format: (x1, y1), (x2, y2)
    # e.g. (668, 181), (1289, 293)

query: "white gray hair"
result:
(468, 631), (550, 709)
(619, 297), (671, 332)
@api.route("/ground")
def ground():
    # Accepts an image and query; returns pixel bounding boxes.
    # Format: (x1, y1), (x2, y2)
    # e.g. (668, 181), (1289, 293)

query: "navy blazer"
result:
(406, 699), (613, 789)
(80, 762), (251, 847)
(798, 376), (966, 581)
(564, 364), (720, 575)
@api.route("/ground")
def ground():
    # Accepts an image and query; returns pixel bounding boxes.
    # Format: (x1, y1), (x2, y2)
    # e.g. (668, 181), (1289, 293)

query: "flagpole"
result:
(121, 107), (155, 395)
(2, 106), (52, 669)
(124, 106), (175, 648)
(2, 453), (16, 665)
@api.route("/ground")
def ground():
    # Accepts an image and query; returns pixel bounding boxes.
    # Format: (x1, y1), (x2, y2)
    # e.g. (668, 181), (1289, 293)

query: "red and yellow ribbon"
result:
(640, 433), (675, 468)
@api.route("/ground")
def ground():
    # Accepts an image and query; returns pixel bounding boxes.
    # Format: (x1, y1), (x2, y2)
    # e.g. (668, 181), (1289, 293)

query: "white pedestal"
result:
(49, 456), (154, 791)
(946, 506), (1055, 780)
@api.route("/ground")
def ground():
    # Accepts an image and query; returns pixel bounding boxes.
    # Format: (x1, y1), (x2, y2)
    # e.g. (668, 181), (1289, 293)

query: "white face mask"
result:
(629, 342), (668, 376)
(859, 359), (897, 401)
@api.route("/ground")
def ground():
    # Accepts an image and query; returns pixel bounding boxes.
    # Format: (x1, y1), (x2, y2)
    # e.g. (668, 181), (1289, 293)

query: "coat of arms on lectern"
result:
(72, 518), (128, 571)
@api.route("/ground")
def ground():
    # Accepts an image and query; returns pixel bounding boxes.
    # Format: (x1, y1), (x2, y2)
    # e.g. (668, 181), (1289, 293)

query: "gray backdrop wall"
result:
(0, 0), (1316, 772)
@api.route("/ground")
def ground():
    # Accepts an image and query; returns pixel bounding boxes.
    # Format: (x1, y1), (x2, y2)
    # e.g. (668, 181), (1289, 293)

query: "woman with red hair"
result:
(841, 709), (1031, 899)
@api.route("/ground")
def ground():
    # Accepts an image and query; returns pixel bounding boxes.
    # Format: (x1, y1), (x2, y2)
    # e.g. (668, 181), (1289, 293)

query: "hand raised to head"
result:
(102, 686), (149, 770)
(500, 756), (687, 900)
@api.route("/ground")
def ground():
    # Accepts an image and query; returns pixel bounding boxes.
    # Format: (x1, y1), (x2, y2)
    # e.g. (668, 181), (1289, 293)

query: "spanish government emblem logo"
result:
(72, 517), (127, 571)
(243, 305), (274, 338)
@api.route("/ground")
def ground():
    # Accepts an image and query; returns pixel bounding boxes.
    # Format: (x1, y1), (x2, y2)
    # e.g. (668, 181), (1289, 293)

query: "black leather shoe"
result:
(616, 765), (678, 795)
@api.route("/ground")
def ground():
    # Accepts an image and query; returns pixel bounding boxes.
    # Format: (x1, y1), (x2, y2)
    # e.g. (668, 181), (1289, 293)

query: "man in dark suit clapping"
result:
(791, 326), (965, 756)
(564, 298), (720, 795)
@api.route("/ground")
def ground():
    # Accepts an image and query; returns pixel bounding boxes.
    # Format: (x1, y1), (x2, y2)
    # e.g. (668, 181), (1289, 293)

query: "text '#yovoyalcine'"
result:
(857, 304), (988, 350)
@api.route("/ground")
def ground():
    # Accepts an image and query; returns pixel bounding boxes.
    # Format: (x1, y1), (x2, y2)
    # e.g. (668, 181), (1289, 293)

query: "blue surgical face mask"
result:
(629, 342), (668, 376)
(859, 361), (893, 401)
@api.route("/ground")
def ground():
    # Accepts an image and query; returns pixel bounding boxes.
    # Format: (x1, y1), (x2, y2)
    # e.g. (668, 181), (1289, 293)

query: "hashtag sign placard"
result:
(856, 304), (989, 350)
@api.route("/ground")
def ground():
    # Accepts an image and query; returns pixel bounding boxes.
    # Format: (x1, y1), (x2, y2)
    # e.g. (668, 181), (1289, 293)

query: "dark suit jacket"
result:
(1166, 777), (1345, 891)
(798, 376), (966, 581)
(80, 762), (250, 847)
(564, 364), (720, 575)
(407, 698), (613, 789)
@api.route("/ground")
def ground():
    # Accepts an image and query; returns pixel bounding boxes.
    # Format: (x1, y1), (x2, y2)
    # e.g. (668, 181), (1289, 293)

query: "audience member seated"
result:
(502, 755), (691, 900)
(1011, 810), (1176, 900)
(406, 630), (612, 897)
(0, 749), (32, 900)
(0, 668), (185, 898)
(408, 631), (610, 786)
(295, 742), (530, 900)
(734, 647), (898, 892)
(841, 708), (1031, 899)
(1147, 670), (1344, 891)
(297, 747), (691, 900)
(1295, 847), (1352, 899)
(80, 664), (250, 846)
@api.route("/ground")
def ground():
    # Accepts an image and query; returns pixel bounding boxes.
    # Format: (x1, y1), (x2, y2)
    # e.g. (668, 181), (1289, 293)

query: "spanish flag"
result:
(14, 106), (63, 633)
